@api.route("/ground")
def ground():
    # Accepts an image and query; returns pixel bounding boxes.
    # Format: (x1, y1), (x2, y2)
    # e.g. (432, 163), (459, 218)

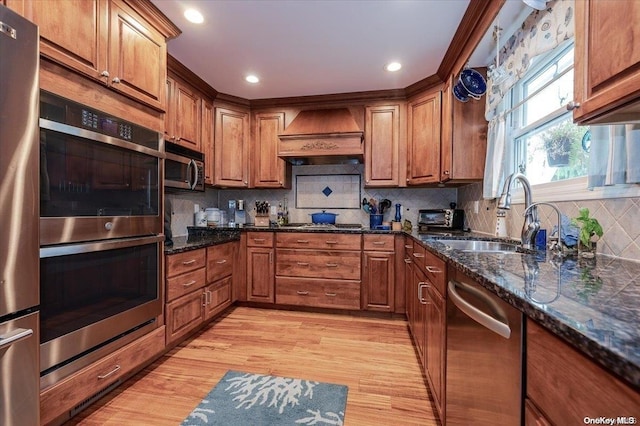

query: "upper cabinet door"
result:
(407, 89), (441, 185)
(365, 105), (401, 187)
(214, 106), (249, 187)
(252, 112), (290, 188)
(14, 0), (108, 81)
(573, 0), (640, 124)
(108, 0), (167, 110)
(174, 81), (201, 151)
(440, 75), (487, 182)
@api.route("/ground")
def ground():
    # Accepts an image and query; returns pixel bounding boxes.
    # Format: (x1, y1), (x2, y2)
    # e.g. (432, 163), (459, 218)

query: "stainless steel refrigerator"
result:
(0, 5), (40, 425)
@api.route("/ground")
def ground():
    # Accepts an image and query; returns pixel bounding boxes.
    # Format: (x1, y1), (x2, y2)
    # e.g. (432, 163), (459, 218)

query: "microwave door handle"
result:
(187, 159), (197, 190)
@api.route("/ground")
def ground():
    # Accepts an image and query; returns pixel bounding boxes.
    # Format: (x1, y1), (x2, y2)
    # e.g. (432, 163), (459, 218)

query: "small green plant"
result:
(572, 208), (603, 247)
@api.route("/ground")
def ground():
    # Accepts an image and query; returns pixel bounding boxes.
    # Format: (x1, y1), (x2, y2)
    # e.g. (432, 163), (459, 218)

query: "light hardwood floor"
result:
(67, 306), (439, 425)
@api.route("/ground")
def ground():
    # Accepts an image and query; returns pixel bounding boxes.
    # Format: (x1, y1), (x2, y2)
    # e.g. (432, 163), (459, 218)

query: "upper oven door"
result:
(39, 119), (163, 245)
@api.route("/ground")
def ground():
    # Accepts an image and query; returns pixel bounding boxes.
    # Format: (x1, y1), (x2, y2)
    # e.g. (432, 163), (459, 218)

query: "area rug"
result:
(181, 370), (348, 425)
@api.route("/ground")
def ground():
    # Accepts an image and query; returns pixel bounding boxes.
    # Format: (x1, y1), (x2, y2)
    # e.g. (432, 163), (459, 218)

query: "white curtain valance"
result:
(485, 0), (575, 122)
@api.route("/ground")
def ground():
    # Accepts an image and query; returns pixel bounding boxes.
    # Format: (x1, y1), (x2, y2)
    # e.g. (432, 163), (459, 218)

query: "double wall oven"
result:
(39, 92), (164, 387)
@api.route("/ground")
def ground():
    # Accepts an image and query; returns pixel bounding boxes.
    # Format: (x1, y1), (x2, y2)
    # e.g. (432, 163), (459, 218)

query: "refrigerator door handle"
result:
(0, 328), (34, 350)
(448, 280), (511, 339)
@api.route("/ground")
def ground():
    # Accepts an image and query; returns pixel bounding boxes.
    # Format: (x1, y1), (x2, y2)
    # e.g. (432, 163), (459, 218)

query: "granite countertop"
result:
(420, 235), (640, 389)
(163, 225), (639, 388)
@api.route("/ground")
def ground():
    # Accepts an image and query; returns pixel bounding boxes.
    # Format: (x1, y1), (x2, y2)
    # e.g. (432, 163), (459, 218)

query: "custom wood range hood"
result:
(278, 108), (364, 165)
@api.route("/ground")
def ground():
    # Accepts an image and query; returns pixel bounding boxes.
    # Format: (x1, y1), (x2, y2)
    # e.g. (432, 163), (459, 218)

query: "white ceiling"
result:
(152, 0), (475, 100)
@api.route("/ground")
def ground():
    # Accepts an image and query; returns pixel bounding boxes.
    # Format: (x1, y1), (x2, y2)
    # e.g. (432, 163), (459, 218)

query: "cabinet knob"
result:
(566, 101), (581, 111)
(443, 170), (450, 175)
(100, 70), (110, 78)
(243, 180), (248, 185)
(112, 77), (121, 84)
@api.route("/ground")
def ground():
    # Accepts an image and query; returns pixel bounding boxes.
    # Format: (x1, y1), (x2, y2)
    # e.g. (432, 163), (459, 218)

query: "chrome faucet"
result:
(497, 173), (539, 249)
(524, 201), (563, 255)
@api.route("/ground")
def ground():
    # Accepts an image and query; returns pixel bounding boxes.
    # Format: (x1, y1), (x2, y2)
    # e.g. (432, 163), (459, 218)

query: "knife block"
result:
(254, 215), (270, 227)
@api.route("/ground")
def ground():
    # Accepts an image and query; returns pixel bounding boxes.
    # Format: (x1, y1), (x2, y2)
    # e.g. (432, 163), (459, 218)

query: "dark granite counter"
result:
(419, 235), (640, 389)
(163, 225), (639, 388)
(164, 227), (241, 255)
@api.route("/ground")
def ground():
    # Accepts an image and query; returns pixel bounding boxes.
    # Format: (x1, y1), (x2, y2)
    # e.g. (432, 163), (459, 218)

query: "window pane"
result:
(522, 70), (573, 126)
(517, 117), (589, 185)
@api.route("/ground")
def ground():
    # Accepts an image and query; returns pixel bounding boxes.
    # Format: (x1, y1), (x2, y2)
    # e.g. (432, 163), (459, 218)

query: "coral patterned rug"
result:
(181, 370), (348, 425)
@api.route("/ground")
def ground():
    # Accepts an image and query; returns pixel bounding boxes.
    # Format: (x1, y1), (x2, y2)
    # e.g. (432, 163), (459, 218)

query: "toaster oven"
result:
(418, 209), (465, 230)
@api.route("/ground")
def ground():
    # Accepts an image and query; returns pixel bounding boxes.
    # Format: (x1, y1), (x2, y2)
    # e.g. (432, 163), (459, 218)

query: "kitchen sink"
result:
(433, 239), (521, 254)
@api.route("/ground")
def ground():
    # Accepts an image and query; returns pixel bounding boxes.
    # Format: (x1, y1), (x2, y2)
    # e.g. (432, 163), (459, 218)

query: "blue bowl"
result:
(459, 68), (487, 97)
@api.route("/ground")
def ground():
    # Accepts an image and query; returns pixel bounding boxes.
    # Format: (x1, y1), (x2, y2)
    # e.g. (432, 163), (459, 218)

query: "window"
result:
(507, 42), (589, 186)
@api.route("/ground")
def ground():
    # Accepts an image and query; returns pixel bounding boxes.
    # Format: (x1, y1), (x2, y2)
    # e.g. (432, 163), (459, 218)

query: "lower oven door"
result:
(39, 235), (163, 381)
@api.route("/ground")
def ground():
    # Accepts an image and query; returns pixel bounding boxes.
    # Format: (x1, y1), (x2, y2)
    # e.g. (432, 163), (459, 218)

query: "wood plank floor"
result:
(67, 306), (439, 425)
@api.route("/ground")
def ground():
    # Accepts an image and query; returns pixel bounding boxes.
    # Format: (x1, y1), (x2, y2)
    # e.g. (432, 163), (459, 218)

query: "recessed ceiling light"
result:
(245, 75), (260, 84)
(184, 8), (204, 24)
(385, 62), (402, 72)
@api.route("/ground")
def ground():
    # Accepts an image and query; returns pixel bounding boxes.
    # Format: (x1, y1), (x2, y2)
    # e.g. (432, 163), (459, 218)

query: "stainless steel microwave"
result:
(164, 142), (205, 191)
(418, 209), (465, 230)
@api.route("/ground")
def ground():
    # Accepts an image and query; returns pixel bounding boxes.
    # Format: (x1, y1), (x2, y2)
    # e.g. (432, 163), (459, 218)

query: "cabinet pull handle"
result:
(404, 245), (412, 249)
(325, 263), (338, 268)
(253, 238), (266, 242)
(426, 266), (442, 274)
(325, 240), (338, 245)
(98, 365), (121, 379)
(325, 292), (337, 297)
(372, 241), (386, 246)
(296, 290), (309, 295)
(112, 77), (121, 84)
(183, 280), (196, 288)
(100, 70), (110, 78)
(404, 258), (412, 264)
(297, 262), (310, 266)
(182, 259), (197, 265)
(412, 253), (424, 258)
(202, 293), (207, 307)
(207, 289), (212, 305)
(216, 259), (227, 264)
(296, 240), (309, 244)
(418, 282), (430, 305)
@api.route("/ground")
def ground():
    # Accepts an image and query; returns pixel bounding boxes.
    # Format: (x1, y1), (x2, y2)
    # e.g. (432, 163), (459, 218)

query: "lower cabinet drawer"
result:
(166, 267), (206, 302)
(40, 326), (165, 425)
(276, 249), (361, 280)
(276, 277), (360, 310)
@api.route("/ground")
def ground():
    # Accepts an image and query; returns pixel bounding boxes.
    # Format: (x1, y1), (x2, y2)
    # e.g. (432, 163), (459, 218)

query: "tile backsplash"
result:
(217, 164), (457, 229)
(458, 182), (640, 261)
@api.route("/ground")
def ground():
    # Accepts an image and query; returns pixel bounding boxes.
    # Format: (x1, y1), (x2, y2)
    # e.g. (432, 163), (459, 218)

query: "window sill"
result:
(510, 176), (640, 204)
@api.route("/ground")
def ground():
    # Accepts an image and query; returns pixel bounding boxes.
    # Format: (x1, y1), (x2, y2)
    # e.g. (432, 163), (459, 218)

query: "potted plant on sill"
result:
(572, 208), (603, 259)
(541, 121), (583, 167)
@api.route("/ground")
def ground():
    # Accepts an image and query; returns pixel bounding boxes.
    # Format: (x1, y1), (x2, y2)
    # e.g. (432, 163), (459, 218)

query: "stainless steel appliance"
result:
(39, 91), (164, 245)
(0, 5), (40, 425)
(165, 142), (205, 191)
(446, 271), (523, 425)
(418, 208), (465, 232)
(38, 90), (164, 387)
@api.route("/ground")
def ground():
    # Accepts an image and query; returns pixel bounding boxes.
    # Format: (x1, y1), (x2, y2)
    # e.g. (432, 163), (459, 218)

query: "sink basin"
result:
(434, 239), (520, 253)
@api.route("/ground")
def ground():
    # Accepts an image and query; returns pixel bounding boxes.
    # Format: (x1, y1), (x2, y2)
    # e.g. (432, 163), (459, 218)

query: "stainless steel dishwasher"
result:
(446, 270), (523, 425)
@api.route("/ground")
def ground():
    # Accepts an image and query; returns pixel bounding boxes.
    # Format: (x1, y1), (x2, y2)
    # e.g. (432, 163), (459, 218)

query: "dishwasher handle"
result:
(448, 280), (511, 339)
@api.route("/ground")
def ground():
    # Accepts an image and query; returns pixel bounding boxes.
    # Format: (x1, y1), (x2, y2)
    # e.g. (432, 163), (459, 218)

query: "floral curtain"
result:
(483, 0), (575, 198)
(588, 124), (640, 188)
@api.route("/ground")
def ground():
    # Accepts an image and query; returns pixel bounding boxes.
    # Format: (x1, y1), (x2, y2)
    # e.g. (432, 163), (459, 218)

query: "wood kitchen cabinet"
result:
(275, 232), (361, 310)
(364, 104), (402, 187)
(526, 319), (640, 425)
(440, 73), (487, 182)
(573, 0), (640, 124)
(246, 232), (275, 303)
(362, 234), (395, 312)
(202, 99), (214, 184)
(252, 112), (291, 188)
(165, 244), (234, 345)
(407, 88), (442, 185)
(214, 105), (250, 187)
(9, 0), (178, 111)
(164, 74), (202, 152)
